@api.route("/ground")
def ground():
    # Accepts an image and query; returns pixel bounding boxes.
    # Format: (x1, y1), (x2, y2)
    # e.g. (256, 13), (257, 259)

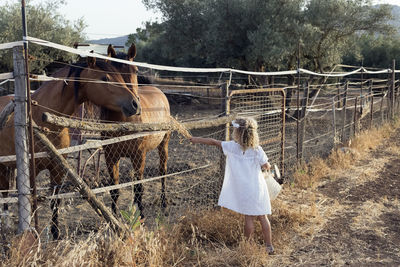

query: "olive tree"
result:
(0, 0), (86, 74)
(140, 0), (393, 73)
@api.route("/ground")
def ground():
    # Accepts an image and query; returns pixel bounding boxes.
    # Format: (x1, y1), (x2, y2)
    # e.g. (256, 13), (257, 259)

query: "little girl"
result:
(189, 117), (274, 254)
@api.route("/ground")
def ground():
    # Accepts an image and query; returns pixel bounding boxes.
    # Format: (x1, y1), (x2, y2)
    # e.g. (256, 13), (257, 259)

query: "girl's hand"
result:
(189, 137), (200, 144)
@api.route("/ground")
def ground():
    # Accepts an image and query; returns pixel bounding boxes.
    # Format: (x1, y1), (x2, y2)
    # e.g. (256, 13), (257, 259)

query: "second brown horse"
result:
(101, 44), (170, 215)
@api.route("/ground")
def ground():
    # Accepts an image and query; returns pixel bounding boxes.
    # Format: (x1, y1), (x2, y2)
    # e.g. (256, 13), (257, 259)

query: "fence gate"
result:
(227, 88), (286, 176)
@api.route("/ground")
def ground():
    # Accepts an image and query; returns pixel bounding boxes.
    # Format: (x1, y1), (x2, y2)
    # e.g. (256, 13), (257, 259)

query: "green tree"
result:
(343, 34), (400, 69)
(140, 0), (393, 74)
(0, 0), (86, 73)
(142, 0), (211, 67)
(301, 0), (394, 73)
(126, 21), (165, 62)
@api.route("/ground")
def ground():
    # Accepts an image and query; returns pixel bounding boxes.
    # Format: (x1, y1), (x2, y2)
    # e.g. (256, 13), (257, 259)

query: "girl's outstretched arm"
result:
(189, 137), (222, 148)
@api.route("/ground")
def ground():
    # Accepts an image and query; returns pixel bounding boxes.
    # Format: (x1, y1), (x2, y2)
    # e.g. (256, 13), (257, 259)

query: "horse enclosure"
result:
(1, 38), (400, 253)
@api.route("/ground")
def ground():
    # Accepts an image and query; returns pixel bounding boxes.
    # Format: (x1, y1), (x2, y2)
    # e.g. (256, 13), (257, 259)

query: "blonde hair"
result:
(232, 117), (259, 151)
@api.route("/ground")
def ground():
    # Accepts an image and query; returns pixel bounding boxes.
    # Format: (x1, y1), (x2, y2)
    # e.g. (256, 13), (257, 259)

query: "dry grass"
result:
(1, 202), (311, 267)
(170, 116), (192, 139)
(350, 200), (386, 236)
(2, 120), (399, 266)
(329, 122), (397, 167)
(294, 120), (400, 189)
(293, 158), (330, 189)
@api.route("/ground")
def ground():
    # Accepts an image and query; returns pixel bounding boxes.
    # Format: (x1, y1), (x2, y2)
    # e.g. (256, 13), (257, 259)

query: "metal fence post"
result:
(353, 97), (358, 137)
(299, 82), (309, 161)
(369, 80), (374, 129)
(391, 60), (396, 119)
(219, 82), (229, 193)
(13, 45), (31, 233)
(222, 82), (230, 141)
(380, 90), (385, 125)
(22, 0), (38, 230)
(341, 80), (348, 143)
(332, 97), (337, 148)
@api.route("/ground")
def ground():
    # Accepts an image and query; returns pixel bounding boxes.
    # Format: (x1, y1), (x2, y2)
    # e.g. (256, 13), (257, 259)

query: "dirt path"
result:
(271, 127), (400, 266)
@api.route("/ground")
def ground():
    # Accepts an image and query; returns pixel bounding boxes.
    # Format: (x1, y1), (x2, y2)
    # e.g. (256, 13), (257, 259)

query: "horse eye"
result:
(101, 75), (110, 82)
(131, 67), (139, 74)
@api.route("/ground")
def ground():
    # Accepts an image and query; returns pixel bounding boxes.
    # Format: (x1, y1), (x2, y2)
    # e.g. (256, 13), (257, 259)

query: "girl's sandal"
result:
(266, 245), (275, 255)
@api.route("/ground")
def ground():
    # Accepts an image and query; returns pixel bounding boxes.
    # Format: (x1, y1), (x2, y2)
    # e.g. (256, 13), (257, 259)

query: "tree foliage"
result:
(343, 34), (400, 69)
(0, 0), (86, 73)
(138, 0), (394, 73)
(301, 0), (394, 72)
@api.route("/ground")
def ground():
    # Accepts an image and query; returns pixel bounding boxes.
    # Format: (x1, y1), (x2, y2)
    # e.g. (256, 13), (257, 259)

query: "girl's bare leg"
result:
(257, 215), (273, 246)
(244, 215), (256, 239)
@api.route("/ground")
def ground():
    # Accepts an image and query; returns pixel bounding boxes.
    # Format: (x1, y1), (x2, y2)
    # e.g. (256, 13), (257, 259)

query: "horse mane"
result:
(62, 61), (121, 102)
(110, 52), (152, 85)
(109, 52), (127, 69)
(138, 74), (152, 85)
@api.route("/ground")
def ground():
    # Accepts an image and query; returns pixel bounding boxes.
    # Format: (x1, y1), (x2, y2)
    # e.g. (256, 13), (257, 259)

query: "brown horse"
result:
(100, 44), (170, 215)
(0, 57), (140, 239)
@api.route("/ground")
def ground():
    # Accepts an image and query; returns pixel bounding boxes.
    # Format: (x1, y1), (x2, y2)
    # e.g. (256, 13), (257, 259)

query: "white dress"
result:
(218, 141), (271, 215)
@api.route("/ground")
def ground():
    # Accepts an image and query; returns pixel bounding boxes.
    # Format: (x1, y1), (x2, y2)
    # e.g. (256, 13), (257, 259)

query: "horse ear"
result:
(107, 44), (117, 58)
(87, 50), (96, 68)
(127, 43), (136, 61)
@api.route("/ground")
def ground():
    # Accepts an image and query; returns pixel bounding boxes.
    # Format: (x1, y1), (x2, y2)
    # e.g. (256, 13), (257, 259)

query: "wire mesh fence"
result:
(0, 39), (400, 258)
(229, 88), (285, 174)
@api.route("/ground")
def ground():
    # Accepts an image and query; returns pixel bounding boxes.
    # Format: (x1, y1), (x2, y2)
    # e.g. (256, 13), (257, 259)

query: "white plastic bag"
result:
(263, 165), (282, 201)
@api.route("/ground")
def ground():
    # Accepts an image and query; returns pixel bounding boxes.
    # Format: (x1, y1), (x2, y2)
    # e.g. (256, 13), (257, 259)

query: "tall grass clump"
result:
(2, 202), (311, 266)
(328, 122), (397, 169)
(293, 120), (399, 188)
(293, 158), (330, 189)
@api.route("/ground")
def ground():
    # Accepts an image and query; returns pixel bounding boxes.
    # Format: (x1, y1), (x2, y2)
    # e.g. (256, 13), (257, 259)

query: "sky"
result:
(60, 0), (161, 40)
(3, 0), (161, 40)
(1, 0), (399, 40)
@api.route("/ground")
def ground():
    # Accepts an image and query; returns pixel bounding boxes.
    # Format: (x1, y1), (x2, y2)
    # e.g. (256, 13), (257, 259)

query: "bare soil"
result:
(269, 126), (400, 266)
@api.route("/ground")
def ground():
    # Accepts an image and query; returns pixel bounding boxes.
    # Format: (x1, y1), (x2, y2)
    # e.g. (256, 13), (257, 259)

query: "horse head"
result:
(75, 56), (141, 117)
(107, 44), (142, 115)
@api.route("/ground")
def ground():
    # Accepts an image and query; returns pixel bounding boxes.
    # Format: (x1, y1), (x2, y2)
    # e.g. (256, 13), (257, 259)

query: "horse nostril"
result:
(131, 100), (141, 115)
(131, 100), (137, 110)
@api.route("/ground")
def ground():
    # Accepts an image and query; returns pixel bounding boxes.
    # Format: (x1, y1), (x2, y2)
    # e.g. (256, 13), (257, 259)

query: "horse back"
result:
(136, 85), (170, 124)
(0, 95), (14, 110)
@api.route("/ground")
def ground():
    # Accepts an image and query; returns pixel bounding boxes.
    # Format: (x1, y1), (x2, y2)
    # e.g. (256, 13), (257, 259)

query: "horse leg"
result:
(0, 165), (12, 212)
(50, 189), (61, 240)
(131, 151), (146, 215)
(158, 132), (170, 212)
(104, 150), (120, 214)
(48, 163), (64, 240)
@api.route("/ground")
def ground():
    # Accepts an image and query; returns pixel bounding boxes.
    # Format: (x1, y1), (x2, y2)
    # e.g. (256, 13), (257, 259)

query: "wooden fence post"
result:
(13, 45), (31, 233)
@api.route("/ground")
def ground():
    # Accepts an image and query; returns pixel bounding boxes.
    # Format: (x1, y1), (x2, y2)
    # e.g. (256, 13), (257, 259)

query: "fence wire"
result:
(0, 47), (399, 259)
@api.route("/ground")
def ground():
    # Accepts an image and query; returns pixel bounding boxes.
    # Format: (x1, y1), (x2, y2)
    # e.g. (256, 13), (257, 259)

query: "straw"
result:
(169, 116), (192, 139)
